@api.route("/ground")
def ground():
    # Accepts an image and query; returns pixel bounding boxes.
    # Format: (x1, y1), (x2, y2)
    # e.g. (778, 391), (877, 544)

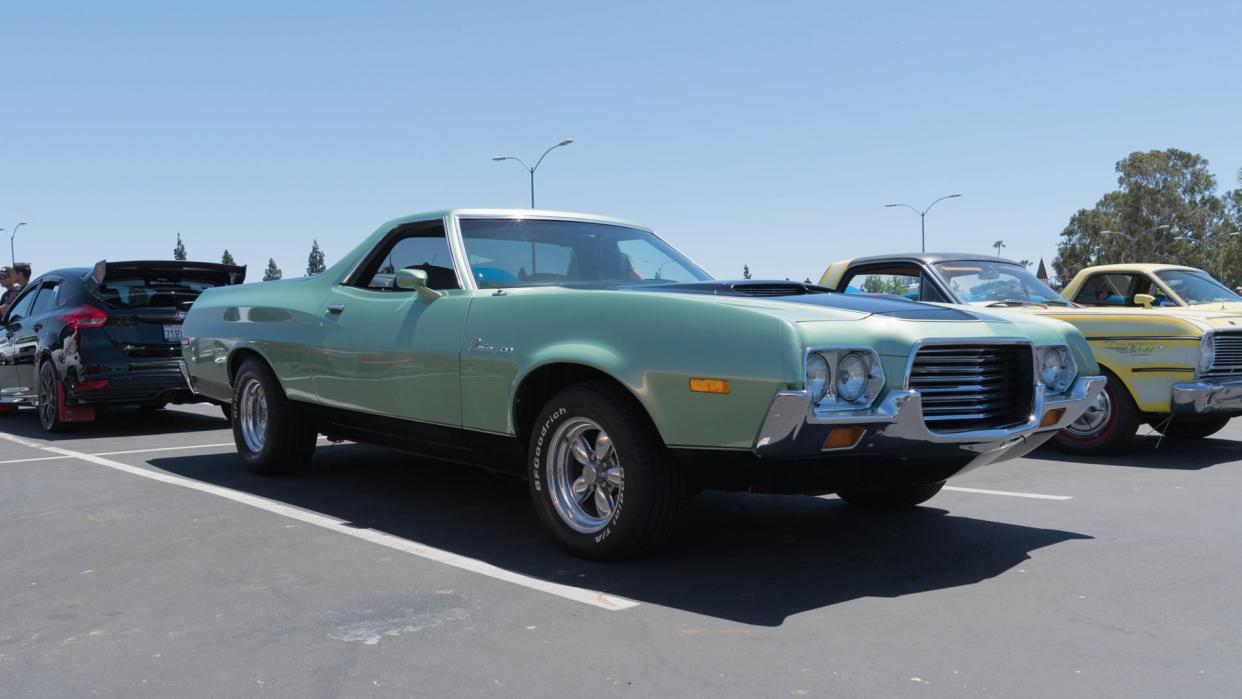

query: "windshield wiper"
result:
(986, 299), (1047, 308)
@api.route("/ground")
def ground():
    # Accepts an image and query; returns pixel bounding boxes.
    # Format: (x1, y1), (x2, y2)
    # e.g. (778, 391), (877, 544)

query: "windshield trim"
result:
(452, 214), (712, 289)
(1154, 268), (1242, 305)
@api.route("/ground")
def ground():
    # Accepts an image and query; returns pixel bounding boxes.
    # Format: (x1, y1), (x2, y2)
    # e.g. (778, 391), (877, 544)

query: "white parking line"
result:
(943, 486), (1072, 501)
(0, 432), (637, 612)
(0, 455), (72, 465)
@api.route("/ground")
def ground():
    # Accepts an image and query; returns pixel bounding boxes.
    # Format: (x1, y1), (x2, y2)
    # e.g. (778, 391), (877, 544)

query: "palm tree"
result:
(993, 240), (1006, 257)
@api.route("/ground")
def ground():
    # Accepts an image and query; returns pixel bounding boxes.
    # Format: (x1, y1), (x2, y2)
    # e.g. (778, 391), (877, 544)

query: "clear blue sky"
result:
(3, 1), (1239, 284)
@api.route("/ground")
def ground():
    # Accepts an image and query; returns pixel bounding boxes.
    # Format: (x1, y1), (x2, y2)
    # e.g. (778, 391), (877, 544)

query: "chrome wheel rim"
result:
(238, 379), (269, 453)
(38, 365), (57, 428)
(546, 417), (623, 534)
(1066, 389), (1111, 436)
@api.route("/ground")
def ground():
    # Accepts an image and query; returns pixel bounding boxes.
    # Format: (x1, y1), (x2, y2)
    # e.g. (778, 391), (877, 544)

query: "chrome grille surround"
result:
(1204, 331), (1242, 378)
(905, 340), (1035, 433)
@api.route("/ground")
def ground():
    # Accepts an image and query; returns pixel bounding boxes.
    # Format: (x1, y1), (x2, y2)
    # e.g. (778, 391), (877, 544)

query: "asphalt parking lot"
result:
(3, 404), (1242, 698)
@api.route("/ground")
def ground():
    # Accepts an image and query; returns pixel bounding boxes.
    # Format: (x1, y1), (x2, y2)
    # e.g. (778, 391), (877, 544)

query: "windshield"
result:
(1156, 269), (1242, 305)
(933, 260), (1070, 306)
(458, 218), (711, 288)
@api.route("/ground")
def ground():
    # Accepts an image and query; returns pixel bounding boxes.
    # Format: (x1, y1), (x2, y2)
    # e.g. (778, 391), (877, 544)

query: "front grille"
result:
(908, 344), (1034, 433)
(1206, 332), (1242, 377)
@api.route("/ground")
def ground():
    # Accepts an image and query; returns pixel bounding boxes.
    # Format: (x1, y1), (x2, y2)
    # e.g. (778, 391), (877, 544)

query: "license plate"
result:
(163, 324), (183, 342)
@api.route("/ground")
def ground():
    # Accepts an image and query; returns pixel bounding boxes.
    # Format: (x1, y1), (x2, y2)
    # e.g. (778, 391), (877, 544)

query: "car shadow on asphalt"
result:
(1026, 432), (1241, 470)
(147, 442), (1091, 627)
(0, 405), (227, 441)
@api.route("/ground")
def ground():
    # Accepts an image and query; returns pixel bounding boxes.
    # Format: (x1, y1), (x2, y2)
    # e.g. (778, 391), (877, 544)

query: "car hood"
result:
(632, 281), (980, 321)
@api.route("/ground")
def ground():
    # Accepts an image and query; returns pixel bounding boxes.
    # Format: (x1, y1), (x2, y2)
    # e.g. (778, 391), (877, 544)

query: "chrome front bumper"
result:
(1171, 376), (1242, 415)
(754, 375), (1105, 467)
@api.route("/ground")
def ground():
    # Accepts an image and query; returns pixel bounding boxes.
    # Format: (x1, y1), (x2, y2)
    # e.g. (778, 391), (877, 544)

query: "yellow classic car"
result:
(821, 254), (1242, 454)
(1062, 263), (1242, 313)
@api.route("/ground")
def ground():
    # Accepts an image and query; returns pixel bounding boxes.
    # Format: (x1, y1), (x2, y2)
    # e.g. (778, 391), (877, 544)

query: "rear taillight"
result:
(57, 305), (108, 330)
(75, 379), (108, 391)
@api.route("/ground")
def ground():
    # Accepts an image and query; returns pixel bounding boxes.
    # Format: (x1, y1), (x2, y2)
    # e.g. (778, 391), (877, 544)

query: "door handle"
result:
(326, 304), (345, 314)
(32, 324), (42, 332)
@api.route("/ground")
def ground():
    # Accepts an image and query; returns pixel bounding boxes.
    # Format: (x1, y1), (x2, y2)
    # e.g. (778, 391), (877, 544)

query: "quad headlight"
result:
(1036, 344), (1077, 394)
(804, 348), (885, 411)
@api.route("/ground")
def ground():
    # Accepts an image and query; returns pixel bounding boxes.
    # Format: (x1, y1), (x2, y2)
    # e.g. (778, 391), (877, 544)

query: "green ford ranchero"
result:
(181, 209), (1104, 560)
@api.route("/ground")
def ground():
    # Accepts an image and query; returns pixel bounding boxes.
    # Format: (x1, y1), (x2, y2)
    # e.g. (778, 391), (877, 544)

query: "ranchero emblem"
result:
(470, 338), (514, 354)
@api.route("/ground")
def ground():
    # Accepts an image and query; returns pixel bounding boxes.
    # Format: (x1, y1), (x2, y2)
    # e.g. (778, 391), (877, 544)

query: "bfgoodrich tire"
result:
(231, 358), (317, 475)
(1149, 415), (1232, 440)
(528, 383), (681, 561)
(1053, 369), (1139, 455)
(836, 480), (945, 508)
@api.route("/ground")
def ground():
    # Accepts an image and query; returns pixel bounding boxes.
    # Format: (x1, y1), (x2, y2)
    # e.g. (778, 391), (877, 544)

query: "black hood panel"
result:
(635, 280), (981, 320)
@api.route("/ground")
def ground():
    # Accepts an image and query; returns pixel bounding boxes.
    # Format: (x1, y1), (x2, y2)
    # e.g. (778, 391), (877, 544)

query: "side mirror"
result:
(396, 268), (443, 301)
(1133, 293), (1156, 308)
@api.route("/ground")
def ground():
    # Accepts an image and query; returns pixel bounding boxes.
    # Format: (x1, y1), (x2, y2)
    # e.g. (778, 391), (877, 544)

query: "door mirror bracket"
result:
(396, 268), (444, 301)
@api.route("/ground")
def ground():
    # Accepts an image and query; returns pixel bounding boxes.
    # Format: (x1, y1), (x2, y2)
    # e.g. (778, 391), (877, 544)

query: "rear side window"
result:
(97, 277), (215, 309)
(29, 280), (62, 317)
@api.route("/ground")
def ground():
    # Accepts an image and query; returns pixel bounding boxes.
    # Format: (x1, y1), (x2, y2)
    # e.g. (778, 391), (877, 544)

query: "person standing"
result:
(0, 262), (31, 317)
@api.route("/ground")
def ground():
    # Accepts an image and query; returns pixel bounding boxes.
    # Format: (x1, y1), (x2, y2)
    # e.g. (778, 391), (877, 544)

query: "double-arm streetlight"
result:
(1101, 224), (1170, 263)
(8, 221), (28, 267)
(492, 138), (574, 208)
(884, 194), (961, 252)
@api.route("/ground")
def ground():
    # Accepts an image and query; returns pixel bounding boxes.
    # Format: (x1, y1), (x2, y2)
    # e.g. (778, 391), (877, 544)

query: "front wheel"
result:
(528, 383), (681, 561)
(836, 481), (945, 508)
(231, 358), (317, 475)
(1053, 370), (1139, 454)
(1148, 415), (1232, 440)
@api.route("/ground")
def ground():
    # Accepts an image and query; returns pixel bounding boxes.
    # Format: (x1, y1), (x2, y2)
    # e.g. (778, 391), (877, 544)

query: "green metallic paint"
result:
(183, 210), (1096, 453)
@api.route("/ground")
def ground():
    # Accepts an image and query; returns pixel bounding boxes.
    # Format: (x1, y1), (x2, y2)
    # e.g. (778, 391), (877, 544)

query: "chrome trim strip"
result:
(1131, 367), (1195, 373)
(1085, 336), (1200, 342)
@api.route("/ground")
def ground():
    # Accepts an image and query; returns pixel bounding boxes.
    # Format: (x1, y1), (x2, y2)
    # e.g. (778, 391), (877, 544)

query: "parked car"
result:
(0, 260), (245, 430)
(1061, 263), (1242, 312)
(181, 210), (1102, 560)
(820, 253), (1242, 453)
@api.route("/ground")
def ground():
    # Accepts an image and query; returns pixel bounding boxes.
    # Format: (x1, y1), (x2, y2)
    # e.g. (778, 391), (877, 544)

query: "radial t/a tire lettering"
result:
(231, 358), (317, 475)
(528, 383), (681, 561)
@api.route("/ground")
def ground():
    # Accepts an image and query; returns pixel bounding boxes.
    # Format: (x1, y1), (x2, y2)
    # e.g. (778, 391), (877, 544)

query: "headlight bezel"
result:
(1035, 343), (1078, 395)
(1197, 331), (1215, 377)
(803, 346), (886, 412)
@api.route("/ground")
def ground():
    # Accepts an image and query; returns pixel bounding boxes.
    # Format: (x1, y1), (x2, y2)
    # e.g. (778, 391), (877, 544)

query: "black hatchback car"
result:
(0, 260), (244, 431)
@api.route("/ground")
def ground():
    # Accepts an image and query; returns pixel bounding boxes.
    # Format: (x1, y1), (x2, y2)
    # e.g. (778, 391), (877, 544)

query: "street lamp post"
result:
(884, 194), (961, 253)
(1102, 224), (1170, 263)
(492, 139), (574, 208)
(9, 221), (27, 268)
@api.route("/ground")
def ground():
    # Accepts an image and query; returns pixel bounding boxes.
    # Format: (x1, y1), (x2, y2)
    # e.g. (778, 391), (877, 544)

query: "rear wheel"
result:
(37, 361), (66, 433)
(1148, 415), (1232, 440)
(528, 383), (681, 561)
(837, 481), (945, 508)
(231, 358), (317, 475)
(1053, 370), (1139, 454)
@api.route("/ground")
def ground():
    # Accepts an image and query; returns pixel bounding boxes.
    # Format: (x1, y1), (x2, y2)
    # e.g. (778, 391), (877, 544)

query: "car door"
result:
(311, 219), (470, 427)
(0, 282), (48, 397)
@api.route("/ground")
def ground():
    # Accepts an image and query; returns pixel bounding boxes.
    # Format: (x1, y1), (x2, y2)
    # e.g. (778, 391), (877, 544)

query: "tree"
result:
(221, 249), (236, 265)
(1053, 149), (1236, 286)
(307, 240), (326, 275)
(742, 264), (751, 279)
(173, 233), (187, 261)
(263, 258), (282, 281)
(1018, 259), (1033, 269)
(992, 240), (1006, 256)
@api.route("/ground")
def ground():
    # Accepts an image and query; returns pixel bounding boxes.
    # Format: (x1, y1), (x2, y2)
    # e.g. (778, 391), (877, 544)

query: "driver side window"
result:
(841, 266), (946, 302)
(358, 221), (460, 291)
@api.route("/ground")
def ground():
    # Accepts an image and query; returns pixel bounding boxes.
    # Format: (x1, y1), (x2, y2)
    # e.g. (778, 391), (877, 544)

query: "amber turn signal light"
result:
(823, 426), (865, 450)
(689, 378), (731, 394)
(1040, 408), (1066, 427)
